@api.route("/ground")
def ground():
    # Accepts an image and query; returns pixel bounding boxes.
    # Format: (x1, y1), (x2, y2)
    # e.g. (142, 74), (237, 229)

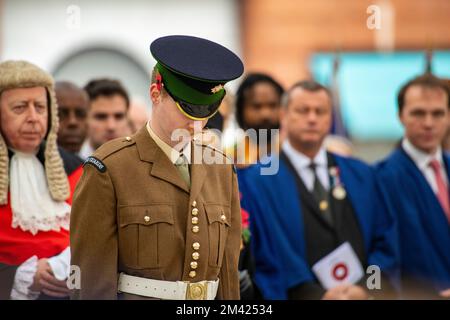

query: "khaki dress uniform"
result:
(70, 125), (242, 299)
(71, 34), (244, 300)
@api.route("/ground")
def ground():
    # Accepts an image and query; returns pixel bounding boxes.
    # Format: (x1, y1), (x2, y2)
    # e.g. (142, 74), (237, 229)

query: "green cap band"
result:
(156, 62), (225, 105)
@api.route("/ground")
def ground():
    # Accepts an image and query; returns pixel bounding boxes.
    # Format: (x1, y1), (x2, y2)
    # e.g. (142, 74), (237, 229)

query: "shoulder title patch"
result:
(83, 156), (107, 173)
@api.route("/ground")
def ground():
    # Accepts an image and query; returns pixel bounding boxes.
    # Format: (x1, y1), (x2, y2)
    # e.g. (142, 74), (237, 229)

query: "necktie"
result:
(309, 162), (333, 225)
(175, 153), (190, 188)
(429, 159), (450, 222)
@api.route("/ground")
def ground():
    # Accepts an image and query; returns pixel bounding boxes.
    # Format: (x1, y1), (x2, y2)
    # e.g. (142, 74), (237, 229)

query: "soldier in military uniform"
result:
(70, 35), (244, 300)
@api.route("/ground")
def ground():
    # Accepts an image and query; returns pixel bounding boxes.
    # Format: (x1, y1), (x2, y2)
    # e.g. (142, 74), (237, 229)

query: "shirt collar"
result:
(79, 139), (95, 159)
(147, 121), (191, 164)
(282, 139), (328, 169)
(402, 138), (444, 171)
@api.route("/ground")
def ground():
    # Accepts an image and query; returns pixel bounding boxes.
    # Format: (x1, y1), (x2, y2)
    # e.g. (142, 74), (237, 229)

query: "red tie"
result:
(429, 159), (450, 222)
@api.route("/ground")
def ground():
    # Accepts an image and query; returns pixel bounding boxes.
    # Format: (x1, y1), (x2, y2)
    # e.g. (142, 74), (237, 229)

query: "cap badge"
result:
(211, 84), (224, 93)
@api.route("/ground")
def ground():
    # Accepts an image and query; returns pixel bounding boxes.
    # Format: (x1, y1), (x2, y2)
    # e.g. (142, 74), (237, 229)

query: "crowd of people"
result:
(0, 35), (449, 300)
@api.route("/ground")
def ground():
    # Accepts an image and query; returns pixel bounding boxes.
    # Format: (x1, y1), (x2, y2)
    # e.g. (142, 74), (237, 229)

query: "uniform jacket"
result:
(70, 126), (241, 300)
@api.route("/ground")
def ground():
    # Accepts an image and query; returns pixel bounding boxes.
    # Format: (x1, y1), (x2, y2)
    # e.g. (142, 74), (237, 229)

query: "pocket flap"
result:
(119, 204), (174, 227)
(204, 204), (231, 226)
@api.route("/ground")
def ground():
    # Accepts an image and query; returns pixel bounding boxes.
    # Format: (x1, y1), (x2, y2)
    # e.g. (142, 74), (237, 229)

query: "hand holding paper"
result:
(312, 242), (364, 290)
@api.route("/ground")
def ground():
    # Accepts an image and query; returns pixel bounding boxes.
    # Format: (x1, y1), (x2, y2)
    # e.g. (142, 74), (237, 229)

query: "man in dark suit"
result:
(239, 80), (398, 299)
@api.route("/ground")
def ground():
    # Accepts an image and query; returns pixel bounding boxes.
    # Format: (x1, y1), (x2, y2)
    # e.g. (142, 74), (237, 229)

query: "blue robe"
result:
(238, 153), (398, 299)
(376, 148), (450, 292)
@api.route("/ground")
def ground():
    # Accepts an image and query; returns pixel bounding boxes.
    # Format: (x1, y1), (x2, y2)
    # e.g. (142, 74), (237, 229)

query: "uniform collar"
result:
(146, 121), (191, 164)
(133, 124), (190, 193)
(135, 125), (209, 198)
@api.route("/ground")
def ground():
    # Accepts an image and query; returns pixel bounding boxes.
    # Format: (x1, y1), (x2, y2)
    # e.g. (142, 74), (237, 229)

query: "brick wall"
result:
(241, 0), (450, 87)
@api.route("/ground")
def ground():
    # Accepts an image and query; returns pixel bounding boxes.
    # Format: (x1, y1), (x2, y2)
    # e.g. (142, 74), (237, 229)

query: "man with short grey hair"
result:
(239, 80), (398, 300)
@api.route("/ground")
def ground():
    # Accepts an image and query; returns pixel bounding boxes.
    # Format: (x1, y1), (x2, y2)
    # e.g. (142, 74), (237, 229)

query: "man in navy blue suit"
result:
(238, 80), (398, 300)
(376, 74), (450, 299)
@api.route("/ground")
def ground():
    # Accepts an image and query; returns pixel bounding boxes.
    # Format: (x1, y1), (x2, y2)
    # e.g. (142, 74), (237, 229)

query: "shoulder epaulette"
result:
(83, 136), (135, 172)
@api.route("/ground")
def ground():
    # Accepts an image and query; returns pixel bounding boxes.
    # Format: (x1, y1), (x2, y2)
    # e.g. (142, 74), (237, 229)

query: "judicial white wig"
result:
(0, 60), (70, 205)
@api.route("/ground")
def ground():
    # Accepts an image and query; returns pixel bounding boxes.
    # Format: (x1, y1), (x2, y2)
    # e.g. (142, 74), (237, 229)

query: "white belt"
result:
(118, 273), (219, 300)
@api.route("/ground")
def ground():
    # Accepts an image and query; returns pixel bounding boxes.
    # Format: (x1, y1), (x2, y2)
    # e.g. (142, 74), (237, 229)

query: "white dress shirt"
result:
(78, 140), (95, 160)
(282, 139), (330, 192)
(402, 138), (448, 193)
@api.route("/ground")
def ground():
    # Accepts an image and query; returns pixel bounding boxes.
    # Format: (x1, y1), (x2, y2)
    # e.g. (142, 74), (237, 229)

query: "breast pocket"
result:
(204, 204), (231, 268)
(118, 204), (174, 269)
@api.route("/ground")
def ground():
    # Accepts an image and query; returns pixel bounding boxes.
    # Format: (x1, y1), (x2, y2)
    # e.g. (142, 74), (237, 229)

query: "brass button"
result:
(191, 208), (199, 216)
(192, 226), (199, 233)
(192, 217), (199, 225)
(189, 271), (196, 278)
(220, 214), (226, 222)
(125, 136), (131, 141)
(190, 261), (198, 269)
(192, 242), (200, 250)
(192, 252), (200, 260)
(192, 200), (197, 207)
(144, 216), (150, 223)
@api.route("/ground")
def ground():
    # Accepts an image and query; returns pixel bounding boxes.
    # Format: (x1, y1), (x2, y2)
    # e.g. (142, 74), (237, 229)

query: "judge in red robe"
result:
(0, 60), (83, 299)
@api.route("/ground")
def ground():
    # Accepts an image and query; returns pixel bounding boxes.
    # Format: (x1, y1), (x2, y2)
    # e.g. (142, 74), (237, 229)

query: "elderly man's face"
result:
(0, 87), (48, 153)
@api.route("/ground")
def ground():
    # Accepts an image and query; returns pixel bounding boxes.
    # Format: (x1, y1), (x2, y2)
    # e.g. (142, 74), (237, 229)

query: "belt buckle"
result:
(186, 281), (208, 300)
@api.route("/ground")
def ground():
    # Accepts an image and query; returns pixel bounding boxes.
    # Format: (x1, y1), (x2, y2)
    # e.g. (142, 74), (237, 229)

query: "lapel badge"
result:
(329, 166), (338, 177)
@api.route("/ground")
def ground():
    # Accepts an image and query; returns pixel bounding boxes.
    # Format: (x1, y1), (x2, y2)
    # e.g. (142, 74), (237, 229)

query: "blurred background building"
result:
(0, 0), (241, 109)
(1, 0), (450, 161)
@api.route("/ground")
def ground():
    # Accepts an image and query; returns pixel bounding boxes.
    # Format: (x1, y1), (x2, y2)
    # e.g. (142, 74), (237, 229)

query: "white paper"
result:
(312, 242), (364, 290)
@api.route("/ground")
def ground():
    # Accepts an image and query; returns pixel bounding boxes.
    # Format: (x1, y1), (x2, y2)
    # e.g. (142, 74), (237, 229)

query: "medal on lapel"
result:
(332, 186), (346, 200)
(329, 166), (346, 200)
